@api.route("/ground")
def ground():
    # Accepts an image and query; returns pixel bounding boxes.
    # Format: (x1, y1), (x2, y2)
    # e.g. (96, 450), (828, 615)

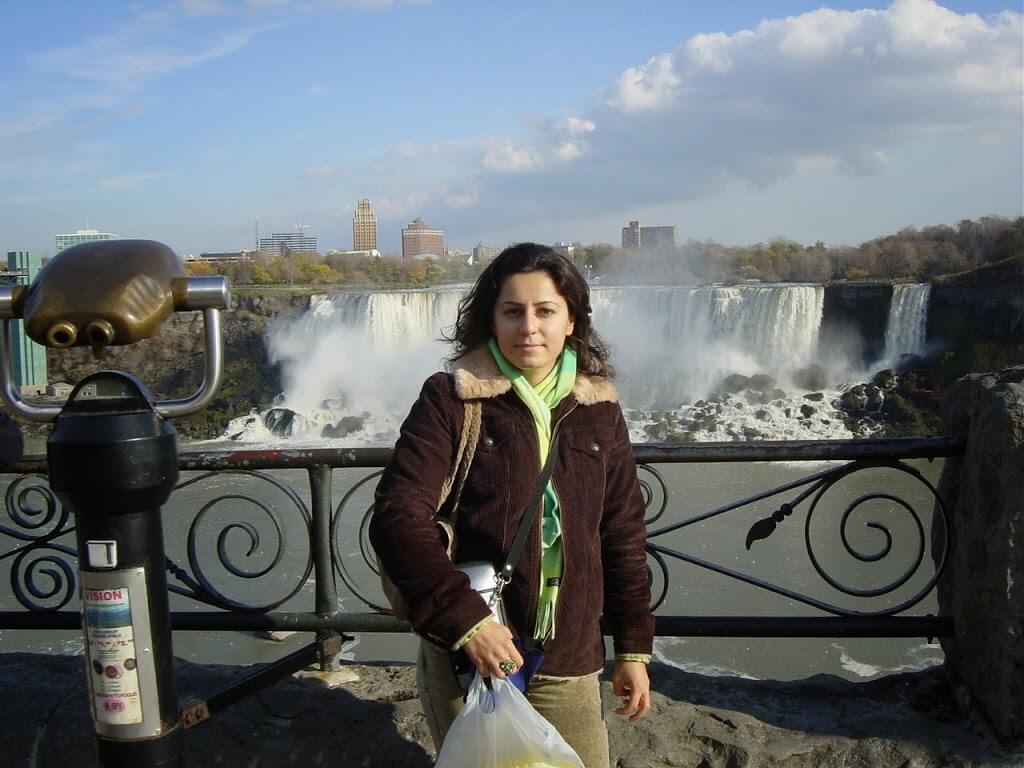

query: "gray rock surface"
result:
(937, 366), (1024, 749)
(3, 652), (1018, 767)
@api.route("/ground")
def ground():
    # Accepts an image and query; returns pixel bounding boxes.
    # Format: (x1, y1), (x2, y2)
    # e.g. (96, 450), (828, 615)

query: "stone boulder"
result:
(937, 366), (1024, 750)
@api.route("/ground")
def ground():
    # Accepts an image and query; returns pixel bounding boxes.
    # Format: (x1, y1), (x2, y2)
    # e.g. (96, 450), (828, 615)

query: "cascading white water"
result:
(221, 282), (909, 445)
(233, 288), (466, 443)
(590, 285), (824, 407)
(880, 284), (930, 366)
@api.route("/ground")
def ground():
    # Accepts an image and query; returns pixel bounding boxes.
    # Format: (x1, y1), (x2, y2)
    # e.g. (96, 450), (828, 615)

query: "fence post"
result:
(937, 365), (1024, 749)
(309, 464), (344, 670)
(48, 371), (184, 767)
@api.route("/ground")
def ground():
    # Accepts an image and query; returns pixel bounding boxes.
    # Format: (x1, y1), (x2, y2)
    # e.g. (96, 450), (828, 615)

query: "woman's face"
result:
(492, 270), (575, 385)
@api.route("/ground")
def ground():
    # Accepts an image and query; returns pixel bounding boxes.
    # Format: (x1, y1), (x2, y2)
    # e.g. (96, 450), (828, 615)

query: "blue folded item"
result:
(454, 636), (545, 694)
(506, 636), (545, 693)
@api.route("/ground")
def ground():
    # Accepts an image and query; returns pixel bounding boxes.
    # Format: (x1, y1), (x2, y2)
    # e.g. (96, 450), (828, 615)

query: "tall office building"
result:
(55, 228), (119, 254)
(641, 225), (677, 250)
(472, 243), (502, 265)
(621, 221), (641, 249)
(621, 220), (677, 250)
(401, 218), (445, 259)
(259, 230), (318, 257)
(5, 251), (47, 394)
(352, 199), (378, 251)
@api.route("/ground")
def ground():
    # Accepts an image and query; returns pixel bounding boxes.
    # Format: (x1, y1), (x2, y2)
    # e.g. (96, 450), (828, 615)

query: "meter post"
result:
(0, 240), (230, 768)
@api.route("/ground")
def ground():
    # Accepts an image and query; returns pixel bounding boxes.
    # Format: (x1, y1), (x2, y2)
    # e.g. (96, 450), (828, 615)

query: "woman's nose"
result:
(521, 312), (538, 334)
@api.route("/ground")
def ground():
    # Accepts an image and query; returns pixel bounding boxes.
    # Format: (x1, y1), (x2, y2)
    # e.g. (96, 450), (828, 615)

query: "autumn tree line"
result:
(185, 215), (1022, 288)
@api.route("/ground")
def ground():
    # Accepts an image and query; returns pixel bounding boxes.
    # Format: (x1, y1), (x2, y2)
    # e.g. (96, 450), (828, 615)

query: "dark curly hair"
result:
(446, 242), (613, 378)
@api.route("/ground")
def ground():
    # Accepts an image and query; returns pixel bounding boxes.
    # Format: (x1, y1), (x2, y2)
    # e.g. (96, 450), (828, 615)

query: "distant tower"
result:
(5, 251), (47, 394)
(352, 199), (378, 251)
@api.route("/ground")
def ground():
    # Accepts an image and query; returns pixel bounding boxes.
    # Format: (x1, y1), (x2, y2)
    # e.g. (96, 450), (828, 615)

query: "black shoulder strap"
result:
(500, 429), (562, 583)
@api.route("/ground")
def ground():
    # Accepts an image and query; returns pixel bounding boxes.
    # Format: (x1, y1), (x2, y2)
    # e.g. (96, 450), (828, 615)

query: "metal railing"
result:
(2, 436), (960, 640)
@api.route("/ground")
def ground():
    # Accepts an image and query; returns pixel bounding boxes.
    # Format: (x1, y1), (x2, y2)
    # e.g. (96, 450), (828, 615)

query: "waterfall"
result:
(220, 283), (836, 444)
(255, 288), (466, 443)
(881, 284), (930, 366)
(591, 284), (824, 406)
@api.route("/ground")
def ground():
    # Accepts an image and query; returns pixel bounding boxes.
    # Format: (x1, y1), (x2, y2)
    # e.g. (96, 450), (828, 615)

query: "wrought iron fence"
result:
(1, 436), (960, 642)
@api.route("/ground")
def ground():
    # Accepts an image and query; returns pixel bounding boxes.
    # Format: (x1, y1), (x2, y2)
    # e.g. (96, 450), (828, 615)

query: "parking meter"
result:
(0, 240), (230, 768)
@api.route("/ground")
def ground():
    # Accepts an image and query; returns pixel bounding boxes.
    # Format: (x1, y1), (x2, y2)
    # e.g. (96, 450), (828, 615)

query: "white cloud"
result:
(554, 117), (596, 162)
(31, 28), (262, 87)
(773, 8), (868, 59)
(481, 142), (544, 173)
(686, 31), (744, 74)
(885, 0), (988, 53)
(406, 0), (1021, 245)
(607, 53), (681, 113)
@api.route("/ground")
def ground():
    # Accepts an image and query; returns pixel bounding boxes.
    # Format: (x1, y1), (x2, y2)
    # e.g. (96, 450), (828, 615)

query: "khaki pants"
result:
(417, 639), (610, 768)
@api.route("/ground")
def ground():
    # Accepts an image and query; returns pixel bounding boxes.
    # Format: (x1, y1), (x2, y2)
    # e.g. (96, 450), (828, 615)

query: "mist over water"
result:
(222, 283), (932, 446)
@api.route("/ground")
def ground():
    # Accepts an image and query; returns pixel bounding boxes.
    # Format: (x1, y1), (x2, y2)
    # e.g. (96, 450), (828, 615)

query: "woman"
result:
(370, 242), (654, 767)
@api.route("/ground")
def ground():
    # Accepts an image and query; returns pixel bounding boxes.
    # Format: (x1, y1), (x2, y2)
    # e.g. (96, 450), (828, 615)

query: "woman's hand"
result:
(462, 621), (524, 679)
(612, 661), (651, 721)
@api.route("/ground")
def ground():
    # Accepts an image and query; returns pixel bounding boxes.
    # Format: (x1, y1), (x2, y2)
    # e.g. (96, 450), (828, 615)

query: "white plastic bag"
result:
(434, 674), (585, 768)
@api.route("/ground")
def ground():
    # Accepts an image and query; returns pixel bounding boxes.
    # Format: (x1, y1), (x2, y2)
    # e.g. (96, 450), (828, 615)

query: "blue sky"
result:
(1, 0), (1020, 257)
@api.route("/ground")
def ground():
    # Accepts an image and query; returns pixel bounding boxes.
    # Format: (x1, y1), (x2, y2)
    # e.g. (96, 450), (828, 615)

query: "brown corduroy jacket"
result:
(370, 347), (654, 676)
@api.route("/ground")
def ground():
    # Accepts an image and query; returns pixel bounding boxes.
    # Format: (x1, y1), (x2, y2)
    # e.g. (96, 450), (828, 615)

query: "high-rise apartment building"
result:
(259, 230), (318, 257)
(55, 229), (118, 254)
(352, 199), (378, 251)
(621, 220), (677, 250)
(401, 218), (445, 259)
(5, 251), (47, 394)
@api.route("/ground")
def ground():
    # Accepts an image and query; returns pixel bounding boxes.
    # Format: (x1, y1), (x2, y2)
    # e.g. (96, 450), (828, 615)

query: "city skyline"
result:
(0, 1), (1020, 258)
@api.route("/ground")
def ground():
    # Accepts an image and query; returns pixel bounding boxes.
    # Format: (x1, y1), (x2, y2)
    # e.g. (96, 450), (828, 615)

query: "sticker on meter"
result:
(84, 587), (143, 725)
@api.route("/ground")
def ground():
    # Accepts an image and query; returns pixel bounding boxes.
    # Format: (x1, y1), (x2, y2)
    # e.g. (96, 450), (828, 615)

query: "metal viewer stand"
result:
(0, 240), (230, 768)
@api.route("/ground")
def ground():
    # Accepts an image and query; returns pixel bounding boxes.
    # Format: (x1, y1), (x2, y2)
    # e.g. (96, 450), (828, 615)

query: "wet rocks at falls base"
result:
(240, 406), (369, 440)
(635, 365), (944, 443)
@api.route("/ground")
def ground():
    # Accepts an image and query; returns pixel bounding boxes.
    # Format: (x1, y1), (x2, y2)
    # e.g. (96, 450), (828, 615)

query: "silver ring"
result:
(499, 659), (517, 675)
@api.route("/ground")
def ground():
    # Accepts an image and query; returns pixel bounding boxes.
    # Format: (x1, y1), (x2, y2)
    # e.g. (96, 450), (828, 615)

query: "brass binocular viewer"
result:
(0, 239), (230, 421)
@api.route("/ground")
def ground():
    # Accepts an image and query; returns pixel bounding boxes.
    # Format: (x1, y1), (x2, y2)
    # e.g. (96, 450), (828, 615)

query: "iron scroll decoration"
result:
(637, 464), (670, 610)
(333, 470), (390, 613)
(166, 469), (314, 612)
(645, 459), (950, 617)
(2, 475), (78, 611)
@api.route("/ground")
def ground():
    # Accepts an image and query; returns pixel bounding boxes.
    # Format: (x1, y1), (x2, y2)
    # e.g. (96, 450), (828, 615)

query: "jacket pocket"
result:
(464, 418), (516, 489)
(561, 425), (613, 526)
(457, 419), (516, 547)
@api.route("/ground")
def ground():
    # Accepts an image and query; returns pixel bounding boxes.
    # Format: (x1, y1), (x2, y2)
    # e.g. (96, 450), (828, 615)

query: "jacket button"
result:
(483, 436), (494, 446)
(591, 442), (600, 452)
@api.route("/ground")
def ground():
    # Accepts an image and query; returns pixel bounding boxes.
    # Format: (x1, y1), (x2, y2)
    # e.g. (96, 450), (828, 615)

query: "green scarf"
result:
(487, 338), (576, 640)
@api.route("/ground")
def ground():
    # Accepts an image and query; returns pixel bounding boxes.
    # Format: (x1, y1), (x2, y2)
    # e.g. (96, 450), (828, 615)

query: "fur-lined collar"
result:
(450, 346), (618, 405)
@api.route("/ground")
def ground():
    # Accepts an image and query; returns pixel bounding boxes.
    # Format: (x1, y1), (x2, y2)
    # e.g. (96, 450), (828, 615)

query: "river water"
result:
(0, 455), (947, 683)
